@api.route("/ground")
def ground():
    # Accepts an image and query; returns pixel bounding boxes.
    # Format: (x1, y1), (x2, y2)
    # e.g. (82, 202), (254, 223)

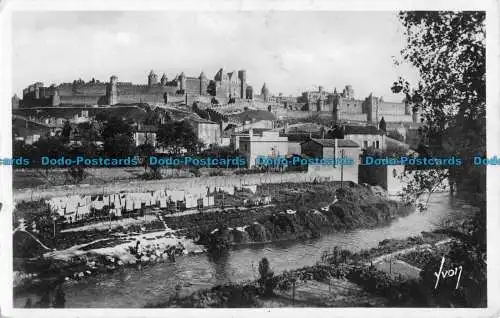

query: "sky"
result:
(12, 11), (418, 101)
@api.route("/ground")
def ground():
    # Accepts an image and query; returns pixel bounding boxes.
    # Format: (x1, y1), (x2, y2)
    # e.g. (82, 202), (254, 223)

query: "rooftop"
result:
(344, 125), (382, 135)
(302, 138), (360, 148)
(135, 125), (158, 133)
(230, 109), (276, 123)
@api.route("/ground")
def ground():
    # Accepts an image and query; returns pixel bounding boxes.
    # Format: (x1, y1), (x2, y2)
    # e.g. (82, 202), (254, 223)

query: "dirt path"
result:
(367, 238), (453, 265)
(365, 238), (453, 279)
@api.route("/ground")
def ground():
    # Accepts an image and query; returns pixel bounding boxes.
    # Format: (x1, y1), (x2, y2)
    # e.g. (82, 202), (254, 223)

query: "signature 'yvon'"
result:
(434, 256), (463, 290)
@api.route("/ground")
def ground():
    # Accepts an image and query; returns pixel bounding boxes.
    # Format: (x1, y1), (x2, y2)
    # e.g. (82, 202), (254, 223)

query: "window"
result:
(376, 141), (380, 149)
(363, 140), (368, 148)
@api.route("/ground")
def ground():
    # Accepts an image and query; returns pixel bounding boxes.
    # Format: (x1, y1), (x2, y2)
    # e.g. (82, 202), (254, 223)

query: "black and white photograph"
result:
(1, 0), (498, 315)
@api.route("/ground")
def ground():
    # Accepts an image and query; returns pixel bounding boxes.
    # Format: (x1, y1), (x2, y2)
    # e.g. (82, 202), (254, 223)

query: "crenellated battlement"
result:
(20, 67), (253, 107)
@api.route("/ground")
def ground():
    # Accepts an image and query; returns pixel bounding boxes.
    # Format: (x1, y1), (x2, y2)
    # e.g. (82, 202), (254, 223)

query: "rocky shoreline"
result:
(14, 229), (205, 293)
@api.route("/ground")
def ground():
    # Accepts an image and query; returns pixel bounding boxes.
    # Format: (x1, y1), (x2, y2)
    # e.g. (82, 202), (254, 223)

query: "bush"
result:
(189, 167), (201, 177)
(258, 258), (277, 296)
(140, 169), (162, 180)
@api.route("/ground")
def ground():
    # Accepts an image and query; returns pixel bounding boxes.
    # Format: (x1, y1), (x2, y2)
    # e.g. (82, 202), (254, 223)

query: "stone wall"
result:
(59, 95), (103, 105)
(14, 172), (342, 202)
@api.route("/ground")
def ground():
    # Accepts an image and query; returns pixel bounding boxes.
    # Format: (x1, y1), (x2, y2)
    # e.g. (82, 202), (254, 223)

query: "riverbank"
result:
(13, 225), (205, 294)
(146, 232), (454, 308)
(196, 182), (414, 249)
(14, 192), (470, 308)
(13, 181), (413, 294)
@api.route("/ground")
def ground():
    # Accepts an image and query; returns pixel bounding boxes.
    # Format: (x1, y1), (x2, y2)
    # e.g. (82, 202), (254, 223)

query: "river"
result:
(14, 192), (474, 308)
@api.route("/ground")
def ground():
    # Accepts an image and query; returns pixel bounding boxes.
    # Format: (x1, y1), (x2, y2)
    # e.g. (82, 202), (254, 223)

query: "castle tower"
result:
(160, 73), (168, 86)
(214, 68), (225, 82)
(343, 85), (354, 99)
(148, 70), (158, 87)
(238, 70), (247, 99)
(245, 85), (253, 100)
(331, 95), (339, 123)
(179, 72), (187, 91)
(51, 89), (60, 106)
(261, 83), (269, 102)
(365, 93), (378, 123)
(107, 75), (118, 105)
(199, 71), (208, 95)
(12, 94), (20, 109)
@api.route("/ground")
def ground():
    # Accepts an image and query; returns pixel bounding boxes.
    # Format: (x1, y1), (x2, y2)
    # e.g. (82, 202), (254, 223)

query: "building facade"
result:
(190, 118), (221, 148)
(301, 138), (361, 183)
(239, 129), (289, 168)
(343, 125), (386, 150)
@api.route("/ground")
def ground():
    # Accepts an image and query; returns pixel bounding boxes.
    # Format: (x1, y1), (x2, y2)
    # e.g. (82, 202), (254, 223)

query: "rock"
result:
(140, 256), (150, 263)
(78, 272), (85, 278)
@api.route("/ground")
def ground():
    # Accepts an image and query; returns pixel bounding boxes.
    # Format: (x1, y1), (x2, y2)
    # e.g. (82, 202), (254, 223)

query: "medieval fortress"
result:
(15, 69), (418, 124)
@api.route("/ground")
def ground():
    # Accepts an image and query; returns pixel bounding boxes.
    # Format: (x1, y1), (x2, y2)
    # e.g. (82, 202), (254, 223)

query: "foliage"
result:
(140, 167), (162, 180)
(387, 129), (405, 142)
(66, 165), (86, 184)
(143, 108), (163, 126)
(61, 121), (71, 143)
(326, 124), (345, 139)
(157, 120), (203, 154)
(101, 116), (135, 157)
(393, 13), (486, 306)
(136, 143), (156, 171)
(258, 258), (277, 296)
(378, 117), (387, 133)
(419, 214), (487, 307)
(393, 11), (485, 202)
(206, 228), (231, 258)
(347, 265), (427, 306)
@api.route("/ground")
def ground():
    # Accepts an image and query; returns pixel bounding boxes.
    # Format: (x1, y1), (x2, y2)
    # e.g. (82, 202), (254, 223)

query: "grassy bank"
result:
(193, 182), (414, 249)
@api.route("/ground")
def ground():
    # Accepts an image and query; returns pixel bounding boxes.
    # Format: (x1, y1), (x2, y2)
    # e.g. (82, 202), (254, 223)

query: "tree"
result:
(393, 11), (486, 307)
(101, 117), (135, 157)
(61, 121), (72, 144)
(52, 284), (66, 308)
(157, 120), (203, 155)
(258, 257), (276, 296)
(378, 117), (386, 133)
(327, 125), (345, 139)
(101, 116), (133, 140)
(67, 165), (86, 184)
(136, 143), (155, 172)
(143, 109), (162, 126)
(393, 11), (485, 202)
